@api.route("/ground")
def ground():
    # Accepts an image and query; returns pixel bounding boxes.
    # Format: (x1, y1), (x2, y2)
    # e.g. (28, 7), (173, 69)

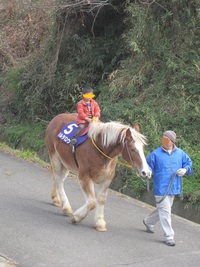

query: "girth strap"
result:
(72, 145), (79, 167)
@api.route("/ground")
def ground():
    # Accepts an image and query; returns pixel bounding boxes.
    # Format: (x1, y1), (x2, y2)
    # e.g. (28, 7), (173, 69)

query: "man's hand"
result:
(177, 168), (187, 176)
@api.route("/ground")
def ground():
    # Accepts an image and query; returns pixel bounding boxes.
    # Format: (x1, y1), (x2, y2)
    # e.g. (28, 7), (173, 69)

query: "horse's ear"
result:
(133, 122), (140, 132)
(126, 128), (132, 139)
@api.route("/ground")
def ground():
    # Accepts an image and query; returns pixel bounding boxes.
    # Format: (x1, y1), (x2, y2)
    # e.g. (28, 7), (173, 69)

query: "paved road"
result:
(0, 150), (200, 267)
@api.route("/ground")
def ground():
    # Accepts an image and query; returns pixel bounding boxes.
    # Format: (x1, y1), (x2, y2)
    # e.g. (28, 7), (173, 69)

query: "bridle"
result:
(91, 137), (136, 169)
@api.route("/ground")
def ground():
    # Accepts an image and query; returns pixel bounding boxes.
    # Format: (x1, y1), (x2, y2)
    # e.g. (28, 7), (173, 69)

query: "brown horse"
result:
(45, 113), (151, 231)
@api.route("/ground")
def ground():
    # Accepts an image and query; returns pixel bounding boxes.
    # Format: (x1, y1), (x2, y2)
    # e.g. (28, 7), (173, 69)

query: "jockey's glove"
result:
(176, 168), (187, 176)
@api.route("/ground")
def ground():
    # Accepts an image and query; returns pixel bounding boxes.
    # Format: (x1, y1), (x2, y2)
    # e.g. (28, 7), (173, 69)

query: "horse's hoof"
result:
(71, 216), (77, 224)
(53, 200), (62, 207)
(63, 207), (73, 215)
(96, 226), (107, 232)
(71, 215), (83, 224)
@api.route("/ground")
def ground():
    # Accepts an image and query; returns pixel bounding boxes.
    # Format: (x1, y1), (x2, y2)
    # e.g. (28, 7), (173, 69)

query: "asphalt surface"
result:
(0, 149), (200, 267)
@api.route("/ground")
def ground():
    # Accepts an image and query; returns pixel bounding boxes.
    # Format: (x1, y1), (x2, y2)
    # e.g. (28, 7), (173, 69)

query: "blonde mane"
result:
(88, 121), (147, 147)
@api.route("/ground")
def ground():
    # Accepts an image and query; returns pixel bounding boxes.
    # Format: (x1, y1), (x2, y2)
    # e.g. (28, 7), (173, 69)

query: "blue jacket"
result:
(147, 146), (192, 196)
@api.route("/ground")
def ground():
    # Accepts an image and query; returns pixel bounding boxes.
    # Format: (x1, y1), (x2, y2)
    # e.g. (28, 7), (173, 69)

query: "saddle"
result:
(57, 122), (89, 148)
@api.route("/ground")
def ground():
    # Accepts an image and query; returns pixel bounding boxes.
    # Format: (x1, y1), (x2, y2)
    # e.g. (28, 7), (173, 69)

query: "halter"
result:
(91, 137), (134, 169)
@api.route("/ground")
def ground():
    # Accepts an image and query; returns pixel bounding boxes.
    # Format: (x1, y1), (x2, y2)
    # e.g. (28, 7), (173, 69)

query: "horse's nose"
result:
(142, 170), (152, 178)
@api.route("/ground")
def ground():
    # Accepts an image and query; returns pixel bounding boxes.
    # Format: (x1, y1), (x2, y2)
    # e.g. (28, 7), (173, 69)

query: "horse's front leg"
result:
(95, 181), (111, 232)
(71, 178), (96, 224)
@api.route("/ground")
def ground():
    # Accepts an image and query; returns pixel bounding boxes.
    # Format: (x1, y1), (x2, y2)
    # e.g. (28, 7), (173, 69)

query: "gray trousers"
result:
(144, 195), (175, 241)
(73, 123), (88, 139)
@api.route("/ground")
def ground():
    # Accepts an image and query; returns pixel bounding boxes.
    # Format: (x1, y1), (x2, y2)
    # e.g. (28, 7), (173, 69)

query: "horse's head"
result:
(88, 121), (151, 179)
(121, 126), (151, 179)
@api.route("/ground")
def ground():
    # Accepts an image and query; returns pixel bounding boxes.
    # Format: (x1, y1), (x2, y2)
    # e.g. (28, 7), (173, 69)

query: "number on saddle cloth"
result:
(57, 122), (88, 147)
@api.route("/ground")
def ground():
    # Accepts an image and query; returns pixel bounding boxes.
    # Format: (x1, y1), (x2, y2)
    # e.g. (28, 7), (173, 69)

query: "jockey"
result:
(70, 86), (101, 145)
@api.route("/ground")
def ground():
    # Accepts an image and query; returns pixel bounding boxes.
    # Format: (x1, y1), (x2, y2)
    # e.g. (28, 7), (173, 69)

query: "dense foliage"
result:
(0, 0), (199, 204)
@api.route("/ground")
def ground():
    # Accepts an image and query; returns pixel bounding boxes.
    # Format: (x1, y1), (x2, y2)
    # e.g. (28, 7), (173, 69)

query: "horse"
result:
(45, 113), (151, 231)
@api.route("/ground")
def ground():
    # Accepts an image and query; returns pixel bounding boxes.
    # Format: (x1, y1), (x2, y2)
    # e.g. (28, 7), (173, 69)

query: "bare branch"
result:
(18, 0), (112, 12)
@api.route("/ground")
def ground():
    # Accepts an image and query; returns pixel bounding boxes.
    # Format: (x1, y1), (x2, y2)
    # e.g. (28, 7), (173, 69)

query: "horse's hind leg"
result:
(51, 154), (73, 215)
(51, 181), (62, 207)
(51, 171), (70, 209)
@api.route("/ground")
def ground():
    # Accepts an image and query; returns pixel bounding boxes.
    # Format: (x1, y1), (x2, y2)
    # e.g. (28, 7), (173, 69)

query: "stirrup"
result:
(70, 138), (77, 145)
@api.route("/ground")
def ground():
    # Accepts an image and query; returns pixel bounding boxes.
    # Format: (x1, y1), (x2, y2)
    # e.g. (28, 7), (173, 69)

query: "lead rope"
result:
(180, 177), (183, 200)
(145, 172), (179, 204)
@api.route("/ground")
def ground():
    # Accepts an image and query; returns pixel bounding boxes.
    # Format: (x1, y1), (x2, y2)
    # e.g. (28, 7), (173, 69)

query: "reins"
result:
(91, 137), (133, 169)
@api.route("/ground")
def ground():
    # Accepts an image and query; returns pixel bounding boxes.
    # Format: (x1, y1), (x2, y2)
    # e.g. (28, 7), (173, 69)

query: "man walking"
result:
(143, 130), (192, 246)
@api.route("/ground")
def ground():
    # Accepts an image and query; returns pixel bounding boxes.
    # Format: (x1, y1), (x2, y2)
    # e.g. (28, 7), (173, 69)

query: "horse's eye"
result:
(131, 148), (137, 152)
